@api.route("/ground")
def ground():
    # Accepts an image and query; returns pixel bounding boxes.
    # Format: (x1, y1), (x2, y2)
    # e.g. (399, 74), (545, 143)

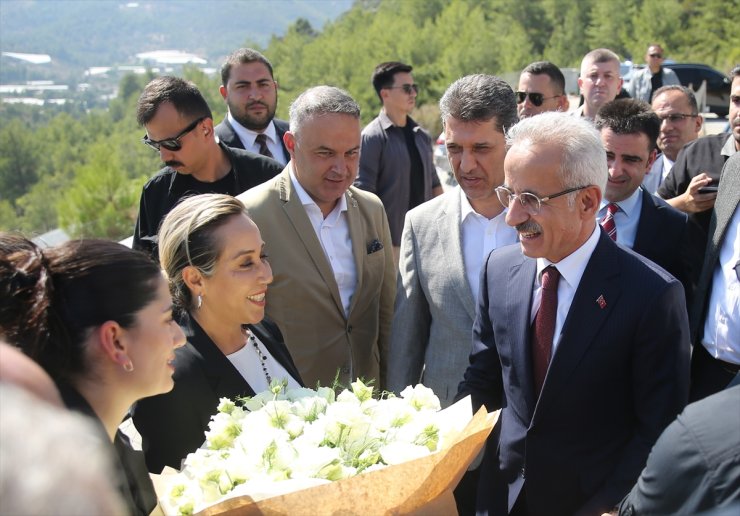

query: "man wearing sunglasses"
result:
(132, 76), (282, 260)
(357, 61), (442, 264)
(457, 112), (689, 516)
(594, 98), (696, 301)
(627, 44), (680, 103)
(642, 85), (703, 194)
(516, 61), (570, 119)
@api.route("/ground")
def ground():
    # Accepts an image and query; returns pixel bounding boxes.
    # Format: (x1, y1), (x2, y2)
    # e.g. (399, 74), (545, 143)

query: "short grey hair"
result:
(158, 194), (251, 314)
(289, 86), (360, 135)
(506, 112), (607, 196)
(439, 74), (518, 133)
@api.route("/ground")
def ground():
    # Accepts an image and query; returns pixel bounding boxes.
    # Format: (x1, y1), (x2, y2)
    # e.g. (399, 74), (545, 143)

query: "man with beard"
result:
(215, 48), (289, 166)
(658, 66), (740, 236)
(574, 49), (623, 120)
(132, 76), (281, 260)
(641, 85), (703, 194)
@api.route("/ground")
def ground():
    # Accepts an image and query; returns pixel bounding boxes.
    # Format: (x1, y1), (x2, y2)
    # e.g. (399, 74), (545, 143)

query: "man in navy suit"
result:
(457, 112), (690, 516)
(594, 98), (700, 301)
(215, 48), (290, 165)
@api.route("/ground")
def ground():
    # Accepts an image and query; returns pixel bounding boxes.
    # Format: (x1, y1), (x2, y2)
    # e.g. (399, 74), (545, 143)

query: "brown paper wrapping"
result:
(152, 398), (498, 516)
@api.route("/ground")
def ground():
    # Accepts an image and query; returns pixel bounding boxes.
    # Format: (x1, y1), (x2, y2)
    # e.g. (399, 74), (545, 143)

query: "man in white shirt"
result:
(215, 48), (289, 165)
(642, 85), (703, 194)
(457, 112), (689, 515)
(594, 98), (695, 298)
(237, 86), (395, 389)
(574, 48), (623, 120)
(689, 152), (740, 401)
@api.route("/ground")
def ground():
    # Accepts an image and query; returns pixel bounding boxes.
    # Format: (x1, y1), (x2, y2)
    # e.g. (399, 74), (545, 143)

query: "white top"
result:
(531, 225), (600, 354)
(701, 206), (740, 364)
(226, 331), (302, 393)
(597, 187), (643, 249)
(641, 154), (674, 195)
(290, 168), (357, 316)
(226, 112), (287, 166)
(459, 188), (519, 302)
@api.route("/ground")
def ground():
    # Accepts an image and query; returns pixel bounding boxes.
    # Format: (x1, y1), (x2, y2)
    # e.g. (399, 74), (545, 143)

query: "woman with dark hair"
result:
(133, 193), (303, 473)
(0, 235), (186, 515)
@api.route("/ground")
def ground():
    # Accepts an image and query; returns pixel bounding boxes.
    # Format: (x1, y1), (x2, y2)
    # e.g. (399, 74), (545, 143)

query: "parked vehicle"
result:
(668, 63), (731, 118)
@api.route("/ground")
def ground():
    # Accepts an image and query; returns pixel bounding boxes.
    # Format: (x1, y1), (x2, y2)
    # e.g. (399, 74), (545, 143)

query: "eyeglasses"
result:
(649, 53), (663, 58)
(387, 84), (419, 95)
(515, 91), (561, 107)
(142, 117), (206, 152)
(657, 113), (698, 123)
(495, 185), (590, 214)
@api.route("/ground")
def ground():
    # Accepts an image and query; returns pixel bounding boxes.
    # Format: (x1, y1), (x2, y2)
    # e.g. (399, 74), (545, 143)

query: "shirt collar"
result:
(459, 187), (509, 223)
(536, 223), (600, 290)
(599, 186), (642, 218)
(721, 133), (738, 157)
(227, 111), (279, 147)
(289, 166), (348, 213)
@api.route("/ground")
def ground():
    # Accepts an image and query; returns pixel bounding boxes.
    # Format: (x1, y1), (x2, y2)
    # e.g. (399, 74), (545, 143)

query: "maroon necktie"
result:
(255, 133), (274, 159)
(600, 203), (619, 241)
(532, 266), (560, 395)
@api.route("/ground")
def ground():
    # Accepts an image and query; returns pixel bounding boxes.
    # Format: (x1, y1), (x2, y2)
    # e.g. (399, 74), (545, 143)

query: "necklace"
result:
(246, 329), (272, 384)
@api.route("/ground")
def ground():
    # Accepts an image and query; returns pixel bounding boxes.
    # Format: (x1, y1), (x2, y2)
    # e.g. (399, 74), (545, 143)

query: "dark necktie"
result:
(254, 133), (274, 159)
(532, 266), (560, 395)
(600, 203), (619, 241)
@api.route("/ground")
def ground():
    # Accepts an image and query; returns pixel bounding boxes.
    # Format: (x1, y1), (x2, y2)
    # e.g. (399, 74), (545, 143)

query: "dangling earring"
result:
(197, 294), (202, 309)
(123, 361), (134, 373)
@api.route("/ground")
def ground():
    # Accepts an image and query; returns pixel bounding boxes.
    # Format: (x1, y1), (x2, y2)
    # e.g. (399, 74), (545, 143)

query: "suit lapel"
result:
(278, 169), (346, 316)
(534, 232), (621, 420)
(633, 189), (657, 255)
(435, 190), (476, 320)
(711, 158), (740, 260)
(507, 256), (538, 418)
(346, 190), (366, 316)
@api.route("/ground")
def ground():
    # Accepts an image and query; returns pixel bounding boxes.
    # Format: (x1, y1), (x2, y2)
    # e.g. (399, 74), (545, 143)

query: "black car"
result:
(668, 63), (732, 117)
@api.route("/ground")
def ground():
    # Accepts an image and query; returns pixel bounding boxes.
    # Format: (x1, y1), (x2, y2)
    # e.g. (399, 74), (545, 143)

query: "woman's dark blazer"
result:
(57, 383), (157, 516)
(132, 313), (303, 473)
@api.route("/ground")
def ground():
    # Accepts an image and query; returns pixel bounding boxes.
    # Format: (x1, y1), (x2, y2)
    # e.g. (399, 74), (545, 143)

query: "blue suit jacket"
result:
(215, 116), (290, 164)
(458, 228), (690, 516)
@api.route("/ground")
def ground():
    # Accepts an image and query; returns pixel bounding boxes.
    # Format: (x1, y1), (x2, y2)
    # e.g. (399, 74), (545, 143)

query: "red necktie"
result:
(601, 203), (619, 241)
(532, 266), (560, 395)
(255, 133), (274, 159)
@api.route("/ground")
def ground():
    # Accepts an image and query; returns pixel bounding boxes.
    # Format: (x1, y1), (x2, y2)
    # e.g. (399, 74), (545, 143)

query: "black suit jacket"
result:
(58, 383), (157, 516)
(215, 116), (290, 164)
(132, 314), (303, 473)
(458, 229), (690, 516)
(632, 189), (701, 302)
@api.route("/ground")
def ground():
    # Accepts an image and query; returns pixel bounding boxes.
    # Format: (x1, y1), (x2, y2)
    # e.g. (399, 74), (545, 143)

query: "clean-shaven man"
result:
(575, 48), (623, 120)
(627, 44), (680, 103)
(516, 61), (569, 119)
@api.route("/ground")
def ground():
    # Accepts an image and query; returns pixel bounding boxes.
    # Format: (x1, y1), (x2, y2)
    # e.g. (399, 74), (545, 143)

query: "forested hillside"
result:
(1, 0), (737, 240)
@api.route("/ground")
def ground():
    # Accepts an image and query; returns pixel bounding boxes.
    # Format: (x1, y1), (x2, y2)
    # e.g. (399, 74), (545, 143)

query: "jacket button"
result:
(347, 325), (353, 334)
(342, 366), (350, 374)
(521, 467), (525, 479)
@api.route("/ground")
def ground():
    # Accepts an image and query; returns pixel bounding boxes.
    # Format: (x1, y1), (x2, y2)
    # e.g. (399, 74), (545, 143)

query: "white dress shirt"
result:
(641, 154), (674, 194)
(530, 224), (600, 354)
(597, 187), (643, 249)
(226, 332), (302, 393)
(459, 189), (519, 302)
(701, 206), (740, 364)
(290, 168), (357, 316)
(226, 112), (287, 166)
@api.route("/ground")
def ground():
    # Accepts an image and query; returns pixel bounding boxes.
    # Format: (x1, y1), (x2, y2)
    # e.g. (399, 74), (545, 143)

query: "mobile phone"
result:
(698, 185), (718, 194)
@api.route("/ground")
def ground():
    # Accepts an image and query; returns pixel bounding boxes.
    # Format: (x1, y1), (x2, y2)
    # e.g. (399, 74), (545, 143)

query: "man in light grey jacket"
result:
(628, 44), (680, 102)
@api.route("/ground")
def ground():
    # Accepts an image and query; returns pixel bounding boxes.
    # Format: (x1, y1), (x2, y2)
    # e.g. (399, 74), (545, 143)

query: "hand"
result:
(671, 173), (717, 213)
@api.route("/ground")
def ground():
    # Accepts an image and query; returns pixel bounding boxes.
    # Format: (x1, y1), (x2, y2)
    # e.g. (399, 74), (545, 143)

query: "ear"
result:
(646, 148), (658, 170)
(274, 80), (279, 92)
(96, 320), (131, 368)
(182, 265), (205, 296)
(694, 115), (704, 134)
(284, 131), (296, 158)
(201, 117), (214, 138)
(580, 185), (602, 218)
(617, 77), (624, 91)
(558, 95), (570, 112)
(219, 85), (228, 100)
(577, 77), (584, 93)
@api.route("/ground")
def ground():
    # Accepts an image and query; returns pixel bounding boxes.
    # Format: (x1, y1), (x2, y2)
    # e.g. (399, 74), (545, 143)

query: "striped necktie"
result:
(254, 133), (274, 159)
(601, 203), (619, 241)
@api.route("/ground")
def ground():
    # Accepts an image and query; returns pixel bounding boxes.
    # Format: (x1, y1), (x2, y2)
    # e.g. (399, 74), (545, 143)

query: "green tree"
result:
(0, 119), (40, 203)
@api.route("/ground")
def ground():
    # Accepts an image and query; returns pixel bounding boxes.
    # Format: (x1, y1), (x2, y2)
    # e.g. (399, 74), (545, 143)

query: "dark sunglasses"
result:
(649, 53), (663, 58)
(387, 84), (419, 95)
(515, 91), (560, 107)
(142, 117), (206, 152)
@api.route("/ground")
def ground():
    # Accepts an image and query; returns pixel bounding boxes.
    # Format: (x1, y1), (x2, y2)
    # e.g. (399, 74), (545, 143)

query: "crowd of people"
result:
(1, 44), (738, 515)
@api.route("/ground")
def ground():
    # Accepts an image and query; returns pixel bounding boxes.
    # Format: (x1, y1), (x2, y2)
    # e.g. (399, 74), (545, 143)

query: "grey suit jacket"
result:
(237, 166), (395, 388)
(388, 187), (515, 407)
(690, 152), (740, 343)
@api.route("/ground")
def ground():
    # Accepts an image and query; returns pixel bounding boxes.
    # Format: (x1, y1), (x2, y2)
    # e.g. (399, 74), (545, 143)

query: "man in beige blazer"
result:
(237, 86), (395, 389)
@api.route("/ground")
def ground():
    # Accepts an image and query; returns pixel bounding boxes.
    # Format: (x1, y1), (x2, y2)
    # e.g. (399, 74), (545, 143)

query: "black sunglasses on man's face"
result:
(142, 117), (206, 152)
(515, 91), (560, 107)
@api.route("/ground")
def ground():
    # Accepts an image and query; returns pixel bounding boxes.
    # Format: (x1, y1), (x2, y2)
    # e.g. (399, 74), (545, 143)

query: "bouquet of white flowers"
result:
(154, 380), (497, 516)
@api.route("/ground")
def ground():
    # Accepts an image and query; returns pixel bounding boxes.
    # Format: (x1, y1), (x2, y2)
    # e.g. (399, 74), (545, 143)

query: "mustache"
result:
(515, 221), (541, 234)
(165, 160), (184, 168)
(247, 101), (269, 109)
